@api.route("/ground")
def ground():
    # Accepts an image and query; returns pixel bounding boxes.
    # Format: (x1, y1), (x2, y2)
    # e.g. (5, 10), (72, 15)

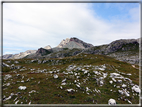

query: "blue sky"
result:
(3, 2), (140, 55)
(91, 3), (139, 22)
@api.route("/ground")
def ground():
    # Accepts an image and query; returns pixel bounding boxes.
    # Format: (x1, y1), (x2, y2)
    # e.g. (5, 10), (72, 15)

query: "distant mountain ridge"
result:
(2, 37), (140, 65)
(24, 37), (94, 59)
(2, 50), (36, 59)
(3, 37), (93, 59)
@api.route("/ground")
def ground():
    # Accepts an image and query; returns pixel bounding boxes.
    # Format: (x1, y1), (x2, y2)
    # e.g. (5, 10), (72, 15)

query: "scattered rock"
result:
(66, 89), (75, 92)
(108, 99), (116, 105)
(132, 85), (140, 93)
(18, 86), (27, 90)
(53, 74), (58, 79)
(4, 74), (12, 80)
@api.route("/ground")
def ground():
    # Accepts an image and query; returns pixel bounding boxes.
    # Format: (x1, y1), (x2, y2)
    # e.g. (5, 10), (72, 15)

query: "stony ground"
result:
(2, 54), (140, 104)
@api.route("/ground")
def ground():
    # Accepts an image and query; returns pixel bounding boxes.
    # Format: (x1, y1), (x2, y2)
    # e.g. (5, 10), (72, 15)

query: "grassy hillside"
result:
(2, 54), (140, 104)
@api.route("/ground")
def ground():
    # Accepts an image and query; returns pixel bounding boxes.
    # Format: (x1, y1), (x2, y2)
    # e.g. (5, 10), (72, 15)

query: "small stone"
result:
(109, 81), (113, 84)
(122, 84), (127, 88)
(53, 74), (58, 79)
(66, 89), (75, 92)
(18, 86), (26, 90)
(108, 99), (116, 105)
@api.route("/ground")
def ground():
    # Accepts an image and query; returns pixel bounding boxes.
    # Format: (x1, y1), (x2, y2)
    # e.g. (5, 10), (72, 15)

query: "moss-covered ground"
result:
(2, 54), (140, 104)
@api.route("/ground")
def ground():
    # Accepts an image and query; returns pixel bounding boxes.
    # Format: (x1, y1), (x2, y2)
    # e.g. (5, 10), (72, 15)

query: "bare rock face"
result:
(36, 48), (52, 56)
(106, 39), (139, 53)
(57, 37), (94, 49)
(70, 37), (94, 48)
(57, 38), (70, 48)
(44, 45), (51, 50)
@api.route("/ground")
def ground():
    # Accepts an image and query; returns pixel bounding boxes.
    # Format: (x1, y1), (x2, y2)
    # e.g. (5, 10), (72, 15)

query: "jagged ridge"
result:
(2, 37), (140, 65)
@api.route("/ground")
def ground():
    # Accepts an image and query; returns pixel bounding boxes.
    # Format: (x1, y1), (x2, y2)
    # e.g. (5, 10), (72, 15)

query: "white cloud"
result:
(129, 6), (140, 21)
(3, 3), (140, 54)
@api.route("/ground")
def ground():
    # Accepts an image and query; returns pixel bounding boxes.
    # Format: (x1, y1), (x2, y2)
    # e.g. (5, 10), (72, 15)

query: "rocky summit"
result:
(57, 38), (70, 48)
(44, 45), (51, 50)
(57, 37), (94, 49)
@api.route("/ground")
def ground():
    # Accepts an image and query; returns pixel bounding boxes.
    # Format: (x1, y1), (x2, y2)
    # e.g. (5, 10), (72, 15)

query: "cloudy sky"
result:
(3, 2), (140, 55)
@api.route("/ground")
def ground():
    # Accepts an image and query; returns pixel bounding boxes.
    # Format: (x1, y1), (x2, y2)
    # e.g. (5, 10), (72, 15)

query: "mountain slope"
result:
(2, 54), (13, 59)
(24, 48), (53, 59)
(2, 53), (140, 104)
(83, 38), (139, 65)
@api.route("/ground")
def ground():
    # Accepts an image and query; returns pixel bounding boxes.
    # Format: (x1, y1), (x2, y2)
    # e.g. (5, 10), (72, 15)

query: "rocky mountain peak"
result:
(36, 48), (48, 54)
(36, 48), (52, 56)
(57, 37), (94, 49)
(70, 37), (78, 41)
(44, 45), (51, 50)
(57, 38), (70, 48)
